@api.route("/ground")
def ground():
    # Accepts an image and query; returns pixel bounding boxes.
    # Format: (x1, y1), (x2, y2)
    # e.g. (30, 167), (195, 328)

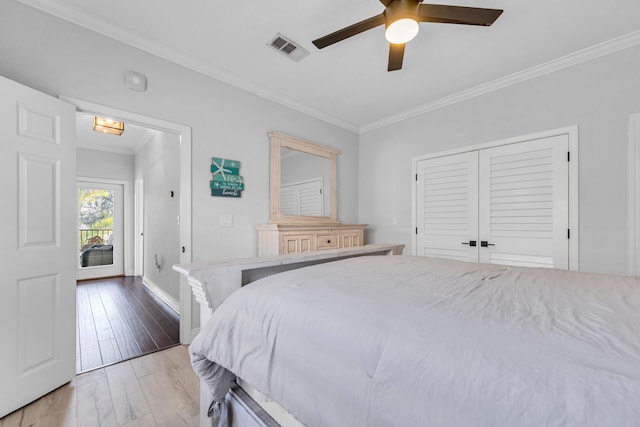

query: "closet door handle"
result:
(461, 240), (477, 247)
(480, 241), (495, 247)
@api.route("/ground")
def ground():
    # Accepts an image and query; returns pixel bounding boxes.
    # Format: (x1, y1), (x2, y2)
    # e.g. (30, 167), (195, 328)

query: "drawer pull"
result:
(327, 240), (331, 244)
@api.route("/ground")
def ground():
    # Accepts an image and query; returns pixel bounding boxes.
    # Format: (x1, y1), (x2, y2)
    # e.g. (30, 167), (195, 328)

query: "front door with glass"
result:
(77, 181), (124, 280)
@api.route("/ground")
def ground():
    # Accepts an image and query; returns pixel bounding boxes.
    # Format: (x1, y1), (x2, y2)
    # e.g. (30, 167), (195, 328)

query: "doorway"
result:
(77, 180), (125, 280)
(65, 97), (194, 348)
(135, 178), (145, 277)
(75, 276), (179, 373)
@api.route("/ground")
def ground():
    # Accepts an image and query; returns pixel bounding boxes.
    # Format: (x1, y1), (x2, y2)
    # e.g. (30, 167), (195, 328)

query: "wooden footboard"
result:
(175, 244), (404, 318)
(175, 244), (404, 427)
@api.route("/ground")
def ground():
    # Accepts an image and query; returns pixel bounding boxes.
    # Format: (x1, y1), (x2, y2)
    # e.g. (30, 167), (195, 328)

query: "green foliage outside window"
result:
(78, 188), (114, 249)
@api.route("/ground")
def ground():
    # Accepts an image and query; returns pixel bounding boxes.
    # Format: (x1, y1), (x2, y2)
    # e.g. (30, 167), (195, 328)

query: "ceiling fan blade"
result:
(313, 14), (385, 49)
(388, 43), (405, 72)
(419, 4), (503, 26)
(379, 0), (394, 6)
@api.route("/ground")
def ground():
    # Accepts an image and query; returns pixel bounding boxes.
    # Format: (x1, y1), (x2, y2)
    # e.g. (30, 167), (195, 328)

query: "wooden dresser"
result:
(257, 223), (367, 256)
(261, 131), (367, 257)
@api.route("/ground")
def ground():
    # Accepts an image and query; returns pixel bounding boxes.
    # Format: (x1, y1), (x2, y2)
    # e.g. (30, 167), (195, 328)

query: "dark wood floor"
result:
(76, 276), (180, 373)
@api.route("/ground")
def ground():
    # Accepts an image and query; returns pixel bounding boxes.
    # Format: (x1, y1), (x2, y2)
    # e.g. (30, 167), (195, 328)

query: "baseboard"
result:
(142, 276), (180, 314)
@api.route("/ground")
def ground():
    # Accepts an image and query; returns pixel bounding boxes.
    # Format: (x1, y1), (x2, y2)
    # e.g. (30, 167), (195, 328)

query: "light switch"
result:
(220, 214), (233, 227)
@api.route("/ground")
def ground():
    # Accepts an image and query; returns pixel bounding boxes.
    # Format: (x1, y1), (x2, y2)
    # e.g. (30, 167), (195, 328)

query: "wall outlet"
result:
(220, 214), (233, 227)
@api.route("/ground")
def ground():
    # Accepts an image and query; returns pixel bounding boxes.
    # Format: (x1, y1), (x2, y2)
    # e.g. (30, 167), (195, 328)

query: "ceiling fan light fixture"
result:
(93, 116), (124, 136)
(383, 0), (421, 44)
(312, 0), (503, 71)
(385, 18), (419, 44)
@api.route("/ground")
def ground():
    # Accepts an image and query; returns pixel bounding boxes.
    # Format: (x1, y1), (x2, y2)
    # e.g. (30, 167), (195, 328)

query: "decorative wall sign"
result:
(211, 157), (244, 198)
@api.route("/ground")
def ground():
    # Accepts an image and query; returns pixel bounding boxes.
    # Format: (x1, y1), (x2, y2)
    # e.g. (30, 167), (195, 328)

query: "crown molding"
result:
(360, 29), (640, 134)
(16, 0), (360, 133)
(16, 1), (640, 136)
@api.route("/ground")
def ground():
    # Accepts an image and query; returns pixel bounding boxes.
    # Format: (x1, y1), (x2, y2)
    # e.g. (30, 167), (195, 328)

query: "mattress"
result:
(190, 255), (640, 427)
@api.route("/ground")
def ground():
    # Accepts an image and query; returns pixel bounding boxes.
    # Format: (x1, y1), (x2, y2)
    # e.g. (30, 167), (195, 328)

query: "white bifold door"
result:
(0, 76), (77, 417)
(417, 134), (569, 269)
(416, 151), (480, 262)
(281, 177), (324, 216)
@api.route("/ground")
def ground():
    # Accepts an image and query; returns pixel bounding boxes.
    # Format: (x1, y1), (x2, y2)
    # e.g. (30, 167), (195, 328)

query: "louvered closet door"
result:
(416, 151), (479, 262)
(478, 135), (569, 268)
(280, 178), (323, 216)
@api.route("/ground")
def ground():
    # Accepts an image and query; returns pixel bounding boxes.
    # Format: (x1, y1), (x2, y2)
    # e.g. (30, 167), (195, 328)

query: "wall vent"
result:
(268, 33), (309, 62)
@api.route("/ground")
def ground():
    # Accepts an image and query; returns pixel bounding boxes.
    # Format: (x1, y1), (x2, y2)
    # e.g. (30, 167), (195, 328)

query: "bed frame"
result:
(173, 244), (404, 427)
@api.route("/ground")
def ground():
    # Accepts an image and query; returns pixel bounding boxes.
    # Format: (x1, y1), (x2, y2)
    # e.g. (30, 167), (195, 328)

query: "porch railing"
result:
(79, 229), (113, 249)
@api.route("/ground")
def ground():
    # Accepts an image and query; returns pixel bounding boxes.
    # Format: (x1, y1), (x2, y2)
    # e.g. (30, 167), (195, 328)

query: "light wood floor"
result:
(0, 345), (199, 427)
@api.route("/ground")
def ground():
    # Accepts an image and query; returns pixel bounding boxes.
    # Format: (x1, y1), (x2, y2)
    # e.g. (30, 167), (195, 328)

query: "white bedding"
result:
(189, 255), (640, 427)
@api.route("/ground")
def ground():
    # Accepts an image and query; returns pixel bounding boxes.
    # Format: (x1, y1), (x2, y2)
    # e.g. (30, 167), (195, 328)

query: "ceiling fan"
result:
(312, 0), (503, 72)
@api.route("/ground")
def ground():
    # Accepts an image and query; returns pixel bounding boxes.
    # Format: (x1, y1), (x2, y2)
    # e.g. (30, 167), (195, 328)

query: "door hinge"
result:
(415, 173), (418, 181)
(415, 227), (418, 235)
(567, 229), (570, 239)
(567, 152), (570, 162)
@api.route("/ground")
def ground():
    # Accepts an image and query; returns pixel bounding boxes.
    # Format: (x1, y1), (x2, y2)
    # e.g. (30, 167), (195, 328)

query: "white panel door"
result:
(416, 151), (479, 262)
(478, 135), (569, 268)
(0, 76), (76, 417)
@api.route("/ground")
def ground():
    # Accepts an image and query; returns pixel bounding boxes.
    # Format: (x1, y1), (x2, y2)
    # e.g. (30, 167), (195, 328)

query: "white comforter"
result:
(189, 256), (640, 427)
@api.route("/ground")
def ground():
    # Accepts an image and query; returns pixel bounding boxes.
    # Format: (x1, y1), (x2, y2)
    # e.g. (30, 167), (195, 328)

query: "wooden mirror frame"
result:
(269, 131), (339, 225)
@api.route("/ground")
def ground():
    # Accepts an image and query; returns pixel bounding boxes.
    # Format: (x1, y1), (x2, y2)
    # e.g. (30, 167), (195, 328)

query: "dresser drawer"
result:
(257, 223), (367, 256)
(316, 234), (339, 250)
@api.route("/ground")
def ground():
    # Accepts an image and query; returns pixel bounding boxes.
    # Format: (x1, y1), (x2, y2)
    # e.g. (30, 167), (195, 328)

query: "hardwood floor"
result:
(0, 345), (199, 427)
(76, 276), (180, 373)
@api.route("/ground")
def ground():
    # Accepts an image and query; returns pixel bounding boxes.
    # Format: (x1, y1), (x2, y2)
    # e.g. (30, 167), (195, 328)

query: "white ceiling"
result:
(19, 0), (640, 133)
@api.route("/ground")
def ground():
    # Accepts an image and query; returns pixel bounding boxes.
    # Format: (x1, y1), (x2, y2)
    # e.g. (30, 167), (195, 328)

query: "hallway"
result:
(76, 276), (180, 373)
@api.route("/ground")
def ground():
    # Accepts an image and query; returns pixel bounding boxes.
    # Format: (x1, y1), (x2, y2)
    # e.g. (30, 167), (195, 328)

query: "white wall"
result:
(0, 1), (359, 269)
(76, 148), (135, 184)
(10, 1), (635, 278)
(359, 44), (640, 275)
(135, 132), (181, 302)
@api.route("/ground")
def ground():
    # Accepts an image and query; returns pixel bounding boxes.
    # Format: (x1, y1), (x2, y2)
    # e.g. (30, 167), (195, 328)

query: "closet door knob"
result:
(461, 240), (477, 247)
(480, 241), (495, 247)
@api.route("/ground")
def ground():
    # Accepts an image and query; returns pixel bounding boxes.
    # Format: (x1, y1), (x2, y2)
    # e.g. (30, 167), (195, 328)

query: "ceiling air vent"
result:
(268, 33), (309, 62)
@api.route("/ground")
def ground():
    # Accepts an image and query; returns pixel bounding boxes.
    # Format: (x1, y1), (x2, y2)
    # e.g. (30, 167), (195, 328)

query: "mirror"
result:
(269, 131), (339, 224)
(280, 148), (331, 216)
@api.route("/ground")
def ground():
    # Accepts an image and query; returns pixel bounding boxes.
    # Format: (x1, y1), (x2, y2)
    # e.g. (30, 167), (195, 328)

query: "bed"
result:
(175, 245), (640, 427)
